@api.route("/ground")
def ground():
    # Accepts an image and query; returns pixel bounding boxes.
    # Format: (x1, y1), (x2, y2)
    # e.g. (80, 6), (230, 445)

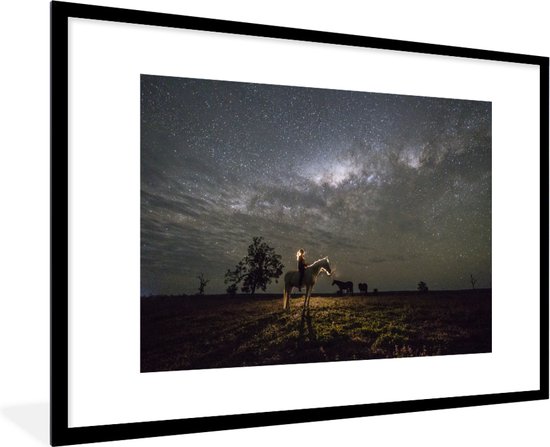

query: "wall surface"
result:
(0, 0), (548, 446)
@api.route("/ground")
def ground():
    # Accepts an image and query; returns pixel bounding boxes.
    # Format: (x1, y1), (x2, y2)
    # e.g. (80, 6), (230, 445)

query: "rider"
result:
(297, 249), (308, 291)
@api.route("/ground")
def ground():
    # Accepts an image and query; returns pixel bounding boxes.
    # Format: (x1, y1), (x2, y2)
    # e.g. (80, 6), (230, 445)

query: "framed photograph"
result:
(51, 1), (549, 445)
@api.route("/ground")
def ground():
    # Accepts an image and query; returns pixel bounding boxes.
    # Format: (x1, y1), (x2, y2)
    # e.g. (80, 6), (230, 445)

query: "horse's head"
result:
(322, 257), (332, 276)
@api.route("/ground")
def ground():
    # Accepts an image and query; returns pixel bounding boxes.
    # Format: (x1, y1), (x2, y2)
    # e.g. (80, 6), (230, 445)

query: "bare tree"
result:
(197, 273), (209, 295)
(417, 281), (429, 293)
(470, 274), (478, 290)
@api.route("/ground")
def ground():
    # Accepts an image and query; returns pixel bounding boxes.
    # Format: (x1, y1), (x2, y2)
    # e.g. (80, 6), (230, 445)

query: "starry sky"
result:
(141, 74), (491, 296)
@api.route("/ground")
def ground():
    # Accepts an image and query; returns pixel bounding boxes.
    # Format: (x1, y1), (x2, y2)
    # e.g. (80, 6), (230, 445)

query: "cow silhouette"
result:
(332, 280), (353, 295)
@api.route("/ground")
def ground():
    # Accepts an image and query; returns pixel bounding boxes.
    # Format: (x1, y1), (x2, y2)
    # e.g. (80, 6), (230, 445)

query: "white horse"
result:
(283, 257), (332, 310)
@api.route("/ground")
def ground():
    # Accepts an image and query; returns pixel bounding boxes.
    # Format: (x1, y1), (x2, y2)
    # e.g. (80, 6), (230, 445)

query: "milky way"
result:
(141, 75), (491, 295)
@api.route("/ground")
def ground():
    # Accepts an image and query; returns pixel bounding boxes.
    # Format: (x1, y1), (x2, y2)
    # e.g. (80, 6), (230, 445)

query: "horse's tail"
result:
(283, 272), (293, 310)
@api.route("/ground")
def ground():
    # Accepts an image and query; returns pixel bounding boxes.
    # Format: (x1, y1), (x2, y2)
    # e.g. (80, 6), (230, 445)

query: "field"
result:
(141, 290), (491, 373)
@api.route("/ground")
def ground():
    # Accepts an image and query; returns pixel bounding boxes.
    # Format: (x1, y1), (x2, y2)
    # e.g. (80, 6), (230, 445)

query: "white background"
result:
(0, 0), (548, 446)
(67, 14), (541, 428)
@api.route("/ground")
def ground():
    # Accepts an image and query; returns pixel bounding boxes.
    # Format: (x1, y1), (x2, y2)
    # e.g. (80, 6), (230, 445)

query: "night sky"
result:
(141, 75), (491, 296)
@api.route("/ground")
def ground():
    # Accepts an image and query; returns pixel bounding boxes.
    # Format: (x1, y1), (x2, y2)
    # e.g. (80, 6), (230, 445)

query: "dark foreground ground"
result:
(141, 290), (491, 372)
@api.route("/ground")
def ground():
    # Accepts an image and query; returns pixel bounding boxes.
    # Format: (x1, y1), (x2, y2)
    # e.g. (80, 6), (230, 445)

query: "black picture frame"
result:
(51, 1), (549, 445)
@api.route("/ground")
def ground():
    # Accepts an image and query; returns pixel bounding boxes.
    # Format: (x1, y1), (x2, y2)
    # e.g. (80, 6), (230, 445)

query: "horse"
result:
(358, 282), (368, 295)
(332, 279), (353, 295)
(283, 257), (331, 310)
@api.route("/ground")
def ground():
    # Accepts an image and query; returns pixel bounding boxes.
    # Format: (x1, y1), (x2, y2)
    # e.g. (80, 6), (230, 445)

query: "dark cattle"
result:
(332, 280), (353, 295)
(358, 282), (368, 295)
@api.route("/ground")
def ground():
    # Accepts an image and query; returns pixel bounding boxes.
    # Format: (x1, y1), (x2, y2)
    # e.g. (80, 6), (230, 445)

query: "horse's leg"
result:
(283, 287), (288, 310)
(284, 285), (292, 310)
(303, 283), (309, 309)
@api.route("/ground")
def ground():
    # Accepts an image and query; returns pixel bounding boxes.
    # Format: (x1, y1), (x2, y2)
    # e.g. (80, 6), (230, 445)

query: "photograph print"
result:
(140, 75), (491, 373)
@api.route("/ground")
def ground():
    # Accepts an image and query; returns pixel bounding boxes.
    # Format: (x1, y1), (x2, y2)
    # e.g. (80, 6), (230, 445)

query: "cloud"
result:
(141, 75), (491, 294)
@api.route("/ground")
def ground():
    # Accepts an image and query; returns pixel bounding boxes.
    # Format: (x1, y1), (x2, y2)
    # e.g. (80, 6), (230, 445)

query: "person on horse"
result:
(297, 248), (308, 291)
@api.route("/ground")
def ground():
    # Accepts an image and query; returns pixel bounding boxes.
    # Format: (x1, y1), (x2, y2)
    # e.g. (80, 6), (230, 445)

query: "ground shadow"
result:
(2, 402), (49, 445)
(298, 306), (317, 346)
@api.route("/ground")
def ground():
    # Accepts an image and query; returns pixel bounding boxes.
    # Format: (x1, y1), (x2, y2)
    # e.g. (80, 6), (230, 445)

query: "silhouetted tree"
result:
(470, 274), (478, 290)
(197, 273), (209, 295)
(226, 283), (238, 296)
(224, 236), (284, 296)
(417, 281), (429, 293)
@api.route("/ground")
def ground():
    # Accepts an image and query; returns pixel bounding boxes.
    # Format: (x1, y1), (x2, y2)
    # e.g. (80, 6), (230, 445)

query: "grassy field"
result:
(141, 290), (491, 372)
